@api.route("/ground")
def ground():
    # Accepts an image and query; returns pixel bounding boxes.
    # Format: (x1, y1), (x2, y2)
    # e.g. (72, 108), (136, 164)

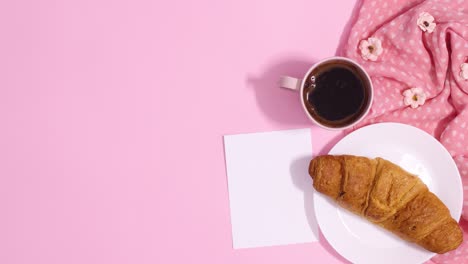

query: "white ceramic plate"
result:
(314, 123), (463, 264)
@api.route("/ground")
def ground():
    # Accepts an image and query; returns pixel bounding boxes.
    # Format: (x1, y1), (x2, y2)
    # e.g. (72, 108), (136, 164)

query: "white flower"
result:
(417, 12), (436, 33)
(359, 37), (383, 61)
(460, 63), (468, 80)
(403, 87), (427, 109)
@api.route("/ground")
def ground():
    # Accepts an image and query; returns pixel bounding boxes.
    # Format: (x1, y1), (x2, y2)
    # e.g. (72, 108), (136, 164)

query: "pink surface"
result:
(342, 0), (468, 262)
(0, 0), (437, 264)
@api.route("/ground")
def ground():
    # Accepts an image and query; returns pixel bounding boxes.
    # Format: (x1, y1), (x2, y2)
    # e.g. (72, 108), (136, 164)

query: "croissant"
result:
(309, 155), (463, 254)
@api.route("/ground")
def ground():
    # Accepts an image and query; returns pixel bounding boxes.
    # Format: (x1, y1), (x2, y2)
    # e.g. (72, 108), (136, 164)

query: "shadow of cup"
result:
(246, 58), (316, 126)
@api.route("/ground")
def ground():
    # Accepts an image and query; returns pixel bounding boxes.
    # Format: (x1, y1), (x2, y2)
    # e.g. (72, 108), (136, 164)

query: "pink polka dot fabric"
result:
(342, 0), (468, 262)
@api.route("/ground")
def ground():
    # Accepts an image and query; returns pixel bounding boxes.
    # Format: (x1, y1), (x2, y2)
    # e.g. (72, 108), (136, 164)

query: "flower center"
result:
(423, 21), (429, 27)
(412, 95), (418, 101)
(368, 45), (375, 53)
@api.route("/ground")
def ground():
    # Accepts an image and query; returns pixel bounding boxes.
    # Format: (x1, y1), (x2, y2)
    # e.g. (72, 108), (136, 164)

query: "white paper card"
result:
(224, 128), (318, 249)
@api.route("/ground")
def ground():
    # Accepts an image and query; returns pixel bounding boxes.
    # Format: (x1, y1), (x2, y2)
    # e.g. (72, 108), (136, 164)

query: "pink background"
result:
(0, 0), (418, 263)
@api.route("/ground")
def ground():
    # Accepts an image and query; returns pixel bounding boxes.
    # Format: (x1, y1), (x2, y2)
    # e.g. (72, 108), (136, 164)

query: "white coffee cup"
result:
(279, 56), (373, 130)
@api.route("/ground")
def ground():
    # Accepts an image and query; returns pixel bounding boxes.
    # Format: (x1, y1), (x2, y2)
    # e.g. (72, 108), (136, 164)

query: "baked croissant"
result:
(309, 155), (463, 254)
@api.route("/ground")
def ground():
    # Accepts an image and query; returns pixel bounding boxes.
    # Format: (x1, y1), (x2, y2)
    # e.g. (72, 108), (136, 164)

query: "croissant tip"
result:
(309, 157), (320, 181)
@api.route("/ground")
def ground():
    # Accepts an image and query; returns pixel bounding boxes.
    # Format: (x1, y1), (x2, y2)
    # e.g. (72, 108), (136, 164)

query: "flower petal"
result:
(359, 40), (371, 60)
(418, 24), (427, 32)
(361, 50), (371, 59)
(368, 53), (378, 61)
(403, 89), (413, 97)
(411, 87), (423, 94)
(404, 97), (412, 106)
(359, 40), (370, 50)
(461, 70), (468, 80)
(368, 37), (380, 46)
(425, 14), (435, 23)
(419, 12), (434, 22)
(417, 96), (426, 106)
(460, 63), (468, 80)
(461, 63), (468, 71)
(418, 92), (427, 101)
(375, 47), (383, 56)
(417, 13), (426, 24)
(427, 23), (436, 33)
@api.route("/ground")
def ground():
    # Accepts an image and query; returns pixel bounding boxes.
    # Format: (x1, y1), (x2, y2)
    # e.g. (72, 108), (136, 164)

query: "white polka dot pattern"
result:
(343, 0), (468, 262)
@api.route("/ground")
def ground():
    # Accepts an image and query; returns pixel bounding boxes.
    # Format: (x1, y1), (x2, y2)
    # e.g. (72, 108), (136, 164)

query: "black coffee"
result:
(303, 61), (369, 127)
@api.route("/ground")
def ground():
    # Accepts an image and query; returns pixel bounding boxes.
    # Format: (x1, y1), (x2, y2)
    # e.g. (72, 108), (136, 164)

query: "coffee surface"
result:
(303, 62), (368, 127)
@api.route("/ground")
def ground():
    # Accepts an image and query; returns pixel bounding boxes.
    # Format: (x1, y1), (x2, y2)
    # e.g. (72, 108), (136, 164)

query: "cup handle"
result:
(279, 76), (302, 91)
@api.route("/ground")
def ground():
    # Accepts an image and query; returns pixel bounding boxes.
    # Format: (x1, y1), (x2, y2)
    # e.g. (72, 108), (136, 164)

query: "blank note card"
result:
(223, 129), (318, 249)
